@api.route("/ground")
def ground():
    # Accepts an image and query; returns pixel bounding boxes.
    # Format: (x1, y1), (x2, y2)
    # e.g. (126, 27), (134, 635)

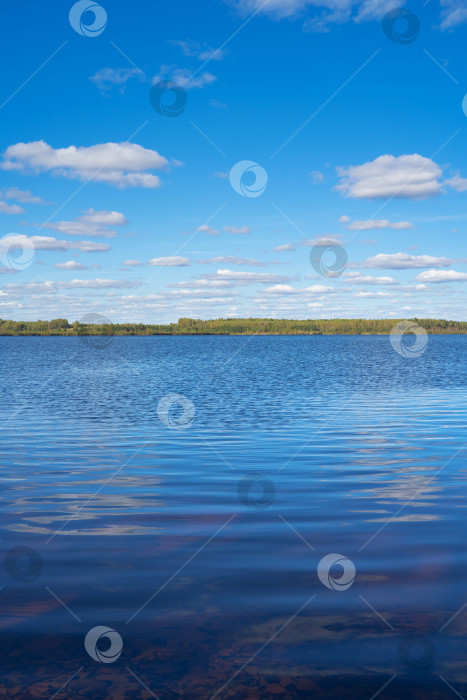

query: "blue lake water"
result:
(1, 335), (467, 698)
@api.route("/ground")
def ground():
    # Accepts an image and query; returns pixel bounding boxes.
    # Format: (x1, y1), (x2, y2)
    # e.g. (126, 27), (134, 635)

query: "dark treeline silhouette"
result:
(1, 317), (467, 336)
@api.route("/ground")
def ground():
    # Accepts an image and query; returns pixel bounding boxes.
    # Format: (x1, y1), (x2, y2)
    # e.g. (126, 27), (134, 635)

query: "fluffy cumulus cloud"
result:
(362, 253), (459, 269)
(1, 141), (169, 189)
(415, 269), (467, 283)
(45, 209), (128, 238)
(336, 155), (443, 200)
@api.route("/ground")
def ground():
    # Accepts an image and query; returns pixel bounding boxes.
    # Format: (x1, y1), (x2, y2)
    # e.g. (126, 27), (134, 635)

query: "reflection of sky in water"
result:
(1, 335), (467, 698)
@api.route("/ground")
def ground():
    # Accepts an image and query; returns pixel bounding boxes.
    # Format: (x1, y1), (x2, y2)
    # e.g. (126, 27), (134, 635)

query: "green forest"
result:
(1, 317), (467, 336)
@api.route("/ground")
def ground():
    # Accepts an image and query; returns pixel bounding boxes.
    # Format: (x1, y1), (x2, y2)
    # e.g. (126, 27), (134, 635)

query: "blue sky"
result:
(0, 0), (466, 322)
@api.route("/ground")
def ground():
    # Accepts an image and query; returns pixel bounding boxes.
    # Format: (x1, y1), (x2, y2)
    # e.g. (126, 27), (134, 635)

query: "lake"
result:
(1, 335), (466, 699)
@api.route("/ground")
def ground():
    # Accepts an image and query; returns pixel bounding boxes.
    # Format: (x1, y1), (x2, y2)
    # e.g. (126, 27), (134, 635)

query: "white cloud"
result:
(1, 141), (169, 189)
(362, 252), (458, 269)
(123, 260), (143, 267)
(228, 0), (458, 33)
(263, 283), (334, 294)
(309, 170), (324, 184)
(90, 67), (143, 94)
(263, 284), (299, 294)
(54, 261), (98, 270)
(0, 234), (110, 253)
(304, 284), (335, 293)
(198, 256), (272, 266)
(440, 0), (467, 29)
(345, 271), (399, 284)
(445, 175), (467, 192)
(274, 244), (296, 252)
(201, 269), (292, 284)
(168, 279), (233, 289)
(224, 225), (250, 234)
(353, 291), (393, 298)
(344, 218), (414, 230)
(336, 154), (443, 200)
(152, 66), (216, 89)
(0, 201), (24, 215)
(197, 225), (220, 235)
(414, 269), (467, 283)
(45, 209), (128, 238)
(169, 40), (224, 62)
(149, 257), (191, 266)
(3, 279), (141, 294)
(302, 236), (344, 247)
(0, 187), (45, 204)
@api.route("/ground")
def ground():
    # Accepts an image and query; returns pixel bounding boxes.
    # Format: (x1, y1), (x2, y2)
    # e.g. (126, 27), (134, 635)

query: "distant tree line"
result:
(1, 317), (467, 336)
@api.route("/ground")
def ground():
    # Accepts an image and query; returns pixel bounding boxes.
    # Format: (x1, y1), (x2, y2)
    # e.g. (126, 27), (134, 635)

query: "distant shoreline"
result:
(1, 317), (467, 336)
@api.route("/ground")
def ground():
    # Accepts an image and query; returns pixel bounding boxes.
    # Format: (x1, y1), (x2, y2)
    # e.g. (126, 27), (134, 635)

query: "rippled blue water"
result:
(1, 335), (467, 698)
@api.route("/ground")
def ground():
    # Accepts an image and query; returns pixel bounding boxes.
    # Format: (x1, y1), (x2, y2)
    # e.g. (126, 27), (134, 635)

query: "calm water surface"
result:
(1, 335), (467, 699)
